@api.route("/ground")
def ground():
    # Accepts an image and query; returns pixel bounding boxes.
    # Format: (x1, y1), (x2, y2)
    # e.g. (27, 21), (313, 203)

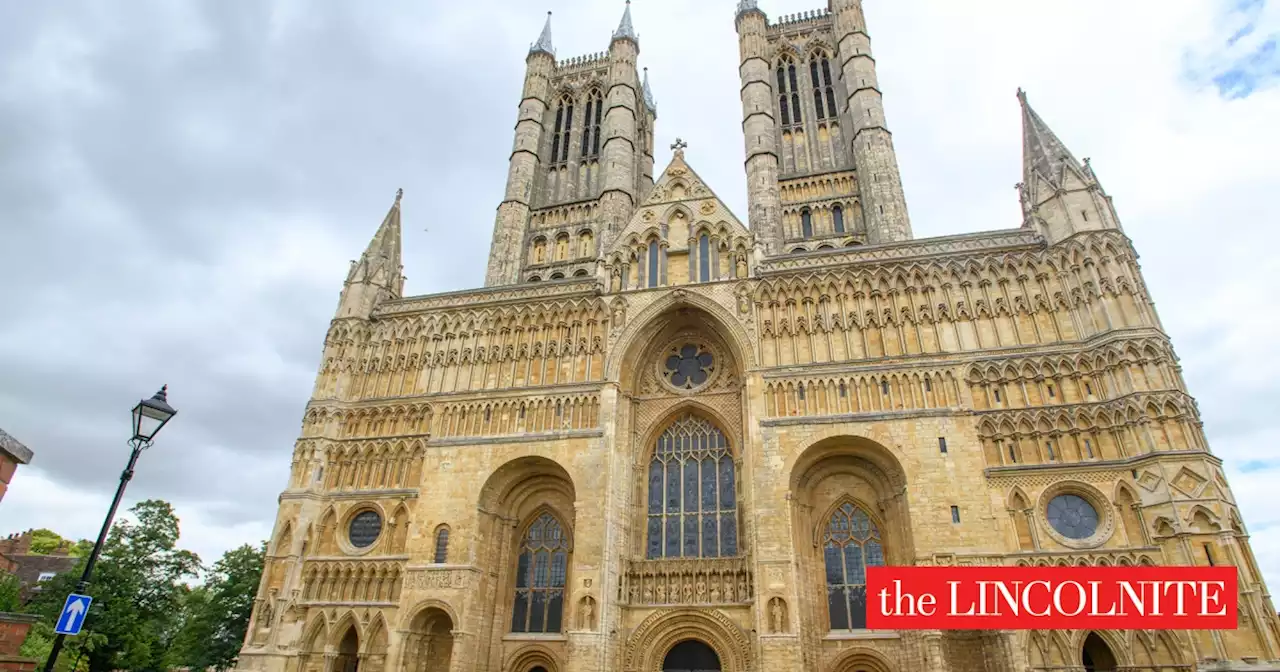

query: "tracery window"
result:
(550, 95), (574, 164)
(777, 55), (801, 127)
(581, 90), (603, 159)
(511, 512), (568, 633)
(646, 414), (738, 559)
(824, 502), (885, 630)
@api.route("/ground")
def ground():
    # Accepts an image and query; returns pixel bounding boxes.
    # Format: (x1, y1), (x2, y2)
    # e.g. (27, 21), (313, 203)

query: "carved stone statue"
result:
(580, 596), (596, 630)
(770, 598), (786, 633)
(610, 266), (622, 292)
(736, 254), (748, 278)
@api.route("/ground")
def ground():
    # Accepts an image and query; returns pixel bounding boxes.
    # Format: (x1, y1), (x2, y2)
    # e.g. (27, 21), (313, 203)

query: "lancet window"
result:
(801, 209), (814, 239)
(824, 502), (885, 630)
(698, 234), (711, 283)
(833, 205), (845, 233)
(581, 90), (603, 159)
(511, 512), (568, 634)
(550, 95), (574, 165)
(810, 53), (837, 120)
(777, 55), (802, 128)
(645, 414), (738, 559)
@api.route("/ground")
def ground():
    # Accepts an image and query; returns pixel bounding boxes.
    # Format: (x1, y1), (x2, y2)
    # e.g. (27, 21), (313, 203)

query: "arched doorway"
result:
(663, 640), (721, 672)
(336, 626), (359, 672)
(401, 608), (454, 672)
(1082, 632), (1117, 672)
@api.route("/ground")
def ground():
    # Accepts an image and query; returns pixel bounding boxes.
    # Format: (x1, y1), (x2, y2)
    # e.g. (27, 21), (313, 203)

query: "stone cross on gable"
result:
(671, 138), (688, 154)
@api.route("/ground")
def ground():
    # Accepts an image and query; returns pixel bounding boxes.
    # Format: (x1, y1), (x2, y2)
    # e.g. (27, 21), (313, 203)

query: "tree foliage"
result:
(19, 500), (266, 672)
(0, 571), (21, 612)
(171, 543), (265, 671)
(28, 528), (71, 555)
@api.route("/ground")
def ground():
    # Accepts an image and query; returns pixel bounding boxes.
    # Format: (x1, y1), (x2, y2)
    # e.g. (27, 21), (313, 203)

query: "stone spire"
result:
(530, 11), (555, 57)
(1018, 88), (1083, 190)
(642, 67), (657, 113)
(613, 0), (638, 43)
(337, 189), (404, 318)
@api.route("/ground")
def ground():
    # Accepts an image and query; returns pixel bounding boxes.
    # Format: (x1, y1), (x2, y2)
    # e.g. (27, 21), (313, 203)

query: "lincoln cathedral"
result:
(236, 1), (1280, 671)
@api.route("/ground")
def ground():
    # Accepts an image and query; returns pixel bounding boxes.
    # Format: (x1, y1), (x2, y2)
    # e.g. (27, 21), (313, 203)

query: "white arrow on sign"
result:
(65, 598), (86, 623)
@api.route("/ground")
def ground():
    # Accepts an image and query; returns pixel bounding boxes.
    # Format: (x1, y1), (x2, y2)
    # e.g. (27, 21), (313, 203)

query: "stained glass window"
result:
(646, 414), (737, 559)
(1046, 494), (1098, 540)
(663, 344), (715, 390)
(511, 512), (568, 633)
(824, 502), (885, 630)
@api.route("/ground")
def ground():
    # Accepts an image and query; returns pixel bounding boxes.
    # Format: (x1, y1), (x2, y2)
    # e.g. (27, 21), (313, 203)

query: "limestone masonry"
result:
(235, 2), (1280, 671)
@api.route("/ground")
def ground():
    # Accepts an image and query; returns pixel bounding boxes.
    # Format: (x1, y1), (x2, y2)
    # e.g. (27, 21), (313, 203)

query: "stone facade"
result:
(235, 3), (1280, 672)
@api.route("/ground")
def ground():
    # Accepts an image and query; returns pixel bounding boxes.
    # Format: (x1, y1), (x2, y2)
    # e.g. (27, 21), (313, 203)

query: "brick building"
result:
(0, 429), (32, 507)
(235, 2), (1280, 671)
(0, 532), (78, 604)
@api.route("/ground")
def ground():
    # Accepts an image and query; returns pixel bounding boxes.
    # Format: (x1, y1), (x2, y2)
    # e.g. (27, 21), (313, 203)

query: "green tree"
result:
(28, 528), (68, 555)
(172, 542), (265, 672)
(0, 571), (20, 612)
(24, 500), (201, 672)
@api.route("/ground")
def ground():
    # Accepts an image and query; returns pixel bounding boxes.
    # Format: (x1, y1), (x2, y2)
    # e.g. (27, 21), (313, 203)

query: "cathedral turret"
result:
(599, 1), (642, 241)
(831, 0), (912, 243)
(639, 68), (658, 200)
(485, 13), (556, 286)
(336, 189), (404, 320)
(1017, 89), (1122, 244)
(735, 2), (784, 254)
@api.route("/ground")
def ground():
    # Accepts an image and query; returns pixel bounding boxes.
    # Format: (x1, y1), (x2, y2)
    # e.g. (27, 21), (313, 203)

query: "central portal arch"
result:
(663, 640), (721, 672)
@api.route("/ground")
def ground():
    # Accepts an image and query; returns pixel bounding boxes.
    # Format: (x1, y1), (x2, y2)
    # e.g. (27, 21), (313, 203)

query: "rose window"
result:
(663, 344), (715, 390)
(1046, 494), (1099, 539)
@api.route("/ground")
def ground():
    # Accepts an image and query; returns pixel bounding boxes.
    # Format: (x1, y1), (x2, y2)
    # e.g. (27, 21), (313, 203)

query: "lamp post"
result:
(42, 386), (177, 672)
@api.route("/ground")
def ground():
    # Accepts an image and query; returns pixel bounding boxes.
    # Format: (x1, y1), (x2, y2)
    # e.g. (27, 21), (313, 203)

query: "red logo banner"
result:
(866, 566), (1237, 630)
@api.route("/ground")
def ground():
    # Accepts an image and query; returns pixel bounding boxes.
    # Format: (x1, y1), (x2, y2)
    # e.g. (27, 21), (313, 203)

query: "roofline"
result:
(0, 428), (33, 465)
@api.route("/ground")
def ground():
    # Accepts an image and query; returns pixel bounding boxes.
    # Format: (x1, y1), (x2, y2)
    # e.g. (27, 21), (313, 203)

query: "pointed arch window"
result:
(698, 234), (711, 283)
(511, 512), (567, 633)
(801, 209), (813, 238)
(647, 239), (660, 288)
(810, 59), (826, 120)
(833, 205), (845, 233)
(433, 527), (450, 563)
(646, 414), (738, 559)
(581, 90), (603, 159)
(551, 95), (574, 164)
(824, 502), (885, 630)
(822, 57), (837, 118)
(777, 56), (802, 127)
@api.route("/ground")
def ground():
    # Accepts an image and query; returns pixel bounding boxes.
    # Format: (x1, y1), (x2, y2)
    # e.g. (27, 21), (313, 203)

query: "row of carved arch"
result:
(323, 333), (607, 374)
(782, 201), (863, 242)
(780, 171), (857, 204)
(965, 337), (1177, 386)
(779, 121), (850, 176)
(324, 298), (608, 345)
(1012, 552), (1158, 567)
(316, 339), (608, 399)
(529, 201), (598, 230)
(432, 394), (601, 439)
(301, 561), (405, 604)
(302, 405), (432, 439)
(752, 232), (1141, 301)
(613, 220), (753, 257)
(1027, 628), (1190, 671)
(978, 394), (1205, 467)
(288, 441), (427, 491)
(765, 371), (962, 418)
(528, 229), (594, 266)
(967, 352), (1182, 412)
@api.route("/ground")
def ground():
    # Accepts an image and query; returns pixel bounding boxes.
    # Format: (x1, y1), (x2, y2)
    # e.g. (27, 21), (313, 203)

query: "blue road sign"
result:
(55, 593), (92, 636)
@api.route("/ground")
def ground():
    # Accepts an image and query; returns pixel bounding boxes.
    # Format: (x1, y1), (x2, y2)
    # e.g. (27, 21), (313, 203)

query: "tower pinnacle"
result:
(643, 67), (657, 113)
(336, 190), (404, 318)
(530, 11), (555, 56)
(1018, 88), (1083, 191)
(613, 0), (638, 43)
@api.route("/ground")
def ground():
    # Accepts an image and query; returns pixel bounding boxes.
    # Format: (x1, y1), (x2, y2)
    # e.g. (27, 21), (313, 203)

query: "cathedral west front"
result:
(236, 2), (1280, 671)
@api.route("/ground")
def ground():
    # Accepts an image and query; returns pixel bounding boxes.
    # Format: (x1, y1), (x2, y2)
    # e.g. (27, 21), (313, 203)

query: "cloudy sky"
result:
(2, 0), (1278, 592)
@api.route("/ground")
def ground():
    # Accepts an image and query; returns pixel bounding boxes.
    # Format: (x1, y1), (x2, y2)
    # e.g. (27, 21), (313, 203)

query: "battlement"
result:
(768, 8), (832, 33)
(556, 52), (610, 73)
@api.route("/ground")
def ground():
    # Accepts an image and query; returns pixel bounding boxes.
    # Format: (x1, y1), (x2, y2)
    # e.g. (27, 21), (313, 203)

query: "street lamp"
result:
(43, 386), (177, 672)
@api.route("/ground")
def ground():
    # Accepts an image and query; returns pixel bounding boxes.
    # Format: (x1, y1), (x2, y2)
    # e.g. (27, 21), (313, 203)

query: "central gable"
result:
(605, 149), (754, 288)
